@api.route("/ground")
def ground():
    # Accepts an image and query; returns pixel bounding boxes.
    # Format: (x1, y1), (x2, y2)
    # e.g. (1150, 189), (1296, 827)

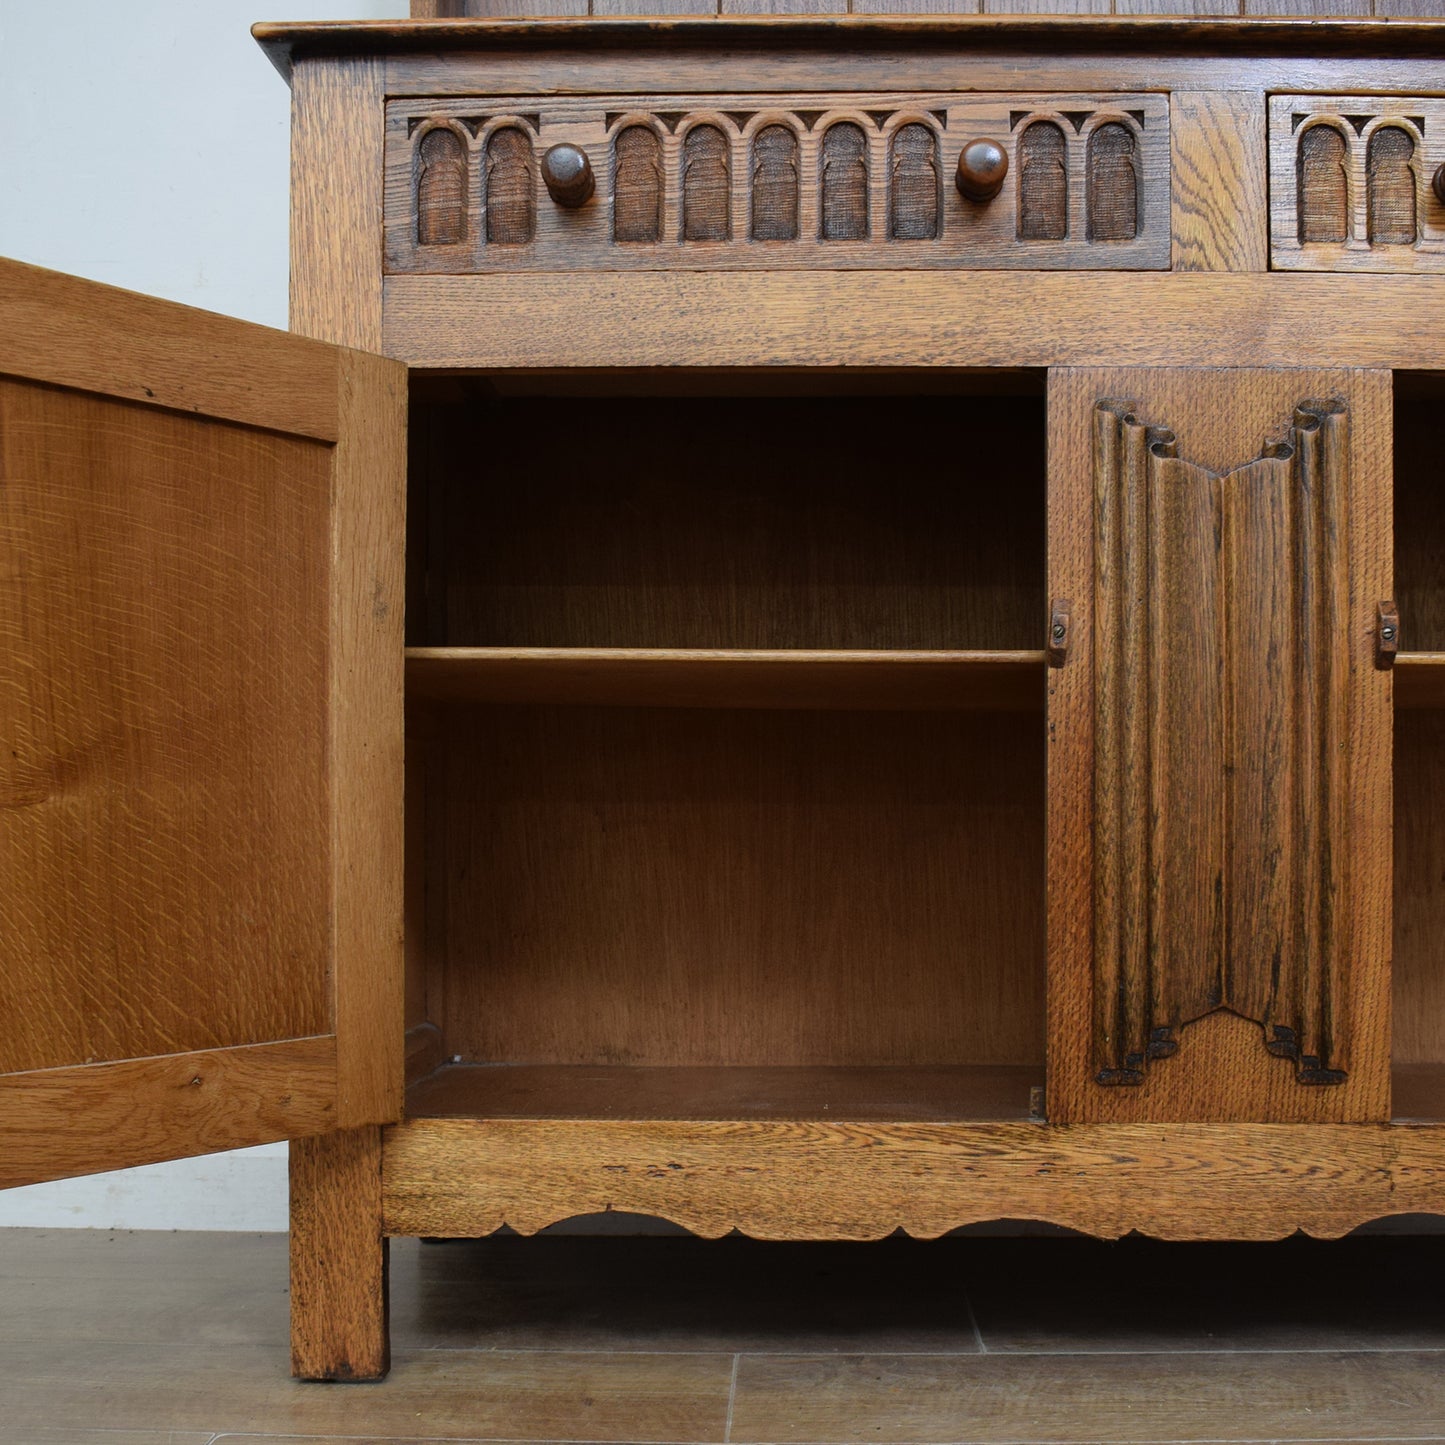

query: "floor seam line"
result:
(964, 1287), (988, 1354)
(724, 1350), (742, 1443)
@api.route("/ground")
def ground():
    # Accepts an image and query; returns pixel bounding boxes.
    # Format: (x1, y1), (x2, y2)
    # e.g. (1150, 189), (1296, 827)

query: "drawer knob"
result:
(955, 138), (1009, 203)
(542, 144), (596, 208)
(1434, 161), (1445, 207)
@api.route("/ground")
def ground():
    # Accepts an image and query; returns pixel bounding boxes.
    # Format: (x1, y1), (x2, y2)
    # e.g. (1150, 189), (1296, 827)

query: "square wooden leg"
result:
(290, 1125), (390, 1381)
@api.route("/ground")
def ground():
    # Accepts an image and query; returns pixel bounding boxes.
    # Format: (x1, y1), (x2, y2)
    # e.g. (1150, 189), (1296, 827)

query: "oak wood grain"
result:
(406, 1062), (1041, 1120)
(1394, 652), (1445, 707)
(417, 393), (1044, 651)
(381, 1115), (1445, 1239)
(0, 380), (331, 1076)
(1048, 368), (1392, 1124)
(1394, 707), (1445, 1066)
(384, 272), (1445, 371)
(290, 57), (387, 351)
(0, 1039), (336, 1190)
(0, 257), (338, 442)
(291, 1127), (390, 1381)
(421, 704), (1045, 1069)
(406, 648), (1046, 710)
(330, 349), (408, 1129)
(1393, 395), (1445, 650)
(384, 92), (1169, 276)
(1271, 95), (1444, 273)
(1171, 91), (1269, 271)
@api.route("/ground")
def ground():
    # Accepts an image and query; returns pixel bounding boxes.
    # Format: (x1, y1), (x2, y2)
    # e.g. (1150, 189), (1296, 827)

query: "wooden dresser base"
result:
(380, 1116), (1445, 1243)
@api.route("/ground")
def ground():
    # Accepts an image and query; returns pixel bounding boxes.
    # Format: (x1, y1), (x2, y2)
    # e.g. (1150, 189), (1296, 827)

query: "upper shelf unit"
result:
(387, 91), (1171, 273)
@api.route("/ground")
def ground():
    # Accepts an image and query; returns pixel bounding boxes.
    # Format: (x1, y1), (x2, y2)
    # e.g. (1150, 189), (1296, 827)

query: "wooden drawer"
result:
(1270, 94), (1445, 272)
(385, 91), (1170, 273)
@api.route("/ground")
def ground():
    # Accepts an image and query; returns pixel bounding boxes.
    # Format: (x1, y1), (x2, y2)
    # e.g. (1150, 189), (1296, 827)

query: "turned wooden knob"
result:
(541, 144), (595, 208)
(955, 138), (1009, 203)
(1433, 161), (1445, 207)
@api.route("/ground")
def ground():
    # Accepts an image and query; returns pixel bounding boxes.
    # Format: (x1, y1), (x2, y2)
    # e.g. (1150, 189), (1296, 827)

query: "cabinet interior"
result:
(1391, 384), (1445, 1117)
(402, 371), (1048, 1122)
(399, 373), (1445, 1123)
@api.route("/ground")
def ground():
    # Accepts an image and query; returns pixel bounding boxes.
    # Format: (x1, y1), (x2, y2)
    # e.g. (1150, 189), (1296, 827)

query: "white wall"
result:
(0, 0), (404, 1231)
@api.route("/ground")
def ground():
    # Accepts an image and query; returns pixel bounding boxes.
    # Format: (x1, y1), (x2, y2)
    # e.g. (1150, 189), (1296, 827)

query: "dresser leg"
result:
(290, 1125), (390, 1381)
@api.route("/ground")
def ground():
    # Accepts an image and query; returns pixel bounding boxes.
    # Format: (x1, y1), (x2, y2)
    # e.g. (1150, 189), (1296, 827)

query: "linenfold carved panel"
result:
(385, 92), (1170, 273)
(1092, 400), (1353, 1088)
(1270, 95), (1445, 271)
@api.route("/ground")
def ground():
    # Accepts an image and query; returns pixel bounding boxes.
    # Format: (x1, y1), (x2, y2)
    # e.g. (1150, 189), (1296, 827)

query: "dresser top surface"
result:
(253, 14), (1445, 79)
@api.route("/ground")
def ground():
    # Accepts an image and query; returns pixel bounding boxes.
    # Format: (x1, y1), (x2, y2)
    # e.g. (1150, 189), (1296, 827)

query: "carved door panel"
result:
(1047, 368), (1393, 1123)
(0, 259), (406, 1187)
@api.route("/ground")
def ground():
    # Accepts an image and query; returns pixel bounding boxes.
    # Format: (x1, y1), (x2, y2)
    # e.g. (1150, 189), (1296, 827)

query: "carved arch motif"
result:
(1092, 399), (1352, 1088)
(682, 123), (731, 242)
(485, 126), (535, 245)
(888, 122), (940, 241)
(820, 121), (869, 241)
(1018, 120), (1068, 241)
(1086, 121), (1138, 241)
(1366, 124), (1417, 247)
(613, 124), (664, 244)
(416, 126), (468, 246)
(1298, 122), (1350, 244)
(750, 123), (800, 241)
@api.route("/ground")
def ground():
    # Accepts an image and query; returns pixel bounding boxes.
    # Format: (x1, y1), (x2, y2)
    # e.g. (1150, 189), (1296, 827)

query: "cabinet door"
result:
(1047, 367), (1392, 1123)
(0, 259), (405, 1187)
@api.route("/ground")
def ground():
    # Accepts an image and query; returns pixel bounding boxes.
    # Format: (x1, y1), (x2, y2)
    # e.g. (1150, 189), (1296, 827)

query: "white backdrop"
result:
(0, 0), (404, 1231)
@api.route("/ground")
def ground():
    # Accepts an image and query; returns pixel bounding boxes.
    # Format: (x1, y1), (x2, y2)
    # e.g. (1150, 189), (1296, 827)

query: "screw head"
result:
(1052, 622), (1066, 641)
(1382, 624), (1397, 641)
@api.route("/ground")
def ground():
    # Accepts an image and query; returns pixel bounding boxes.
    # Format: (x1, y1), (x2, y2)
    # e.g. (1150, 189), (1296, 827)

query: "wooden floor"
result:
(3, 1226), (1445, 1444)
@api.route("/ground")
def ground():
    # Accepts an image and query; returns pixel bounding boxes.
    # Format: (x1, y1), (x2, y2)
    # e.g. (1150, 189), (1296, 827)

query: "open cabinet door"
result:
(0, 259), (405, 1187)
(1047, 367), (1393, 1124)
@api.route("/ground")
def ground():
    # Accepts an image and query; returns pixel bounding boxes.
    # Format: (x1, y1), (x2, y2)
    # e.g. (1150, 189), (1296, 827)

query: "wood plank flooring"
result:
(2, 1226), (1445, 1443)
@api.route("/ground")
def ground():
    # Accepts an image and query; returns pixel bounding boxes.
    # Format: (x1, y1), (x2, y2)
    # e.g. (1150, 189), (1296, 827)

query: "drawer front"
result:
(1270, 95), (1445, 273)
(385, 92), (1170, 273)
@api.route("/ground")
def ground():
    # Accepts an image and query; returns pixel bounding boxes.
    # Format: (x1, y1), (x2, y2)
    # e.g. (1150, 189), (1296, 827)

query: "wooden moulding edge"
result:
(378, 1114), (1445, 1241)
(0, 1036), (339, 1190)
(254, 17), (1445, 83)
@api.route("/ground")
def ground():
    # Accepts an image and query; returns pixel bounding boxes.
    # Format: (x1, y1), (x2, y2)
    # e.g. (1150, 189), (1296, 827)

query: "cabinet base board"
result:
(381, 1115), (1445, 1242)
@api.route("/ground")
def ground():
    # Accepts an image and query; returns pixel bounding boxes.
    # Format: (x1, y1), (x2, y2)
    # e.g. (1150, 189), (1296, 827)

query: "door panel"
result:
(1047, 367), (1392, 1124)
(0, 259), (406, 1187)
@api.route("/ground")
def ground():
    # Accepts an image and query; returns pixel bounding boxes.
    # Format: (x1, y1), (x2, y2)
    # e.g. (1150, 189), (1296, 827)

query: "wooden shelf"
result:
(405, 647), (1046, 711)
(407, 649), (1445, 712)
(405, 1061), (1445, 1126)
(405, 1063), (1042, 1124)
(1395, 653), (1445, 709)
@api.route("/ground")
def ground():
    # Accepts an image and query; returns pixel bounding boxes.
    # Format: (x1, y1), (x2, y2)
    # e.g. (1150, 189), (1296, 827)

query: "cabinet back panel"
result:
(0, 382), (331, 1073)
(415, 394), (1045, 650)
(1394, 396), (1443, 651)
(419, 703), (1044, 1067)
(1394, 708), (1445, 1065)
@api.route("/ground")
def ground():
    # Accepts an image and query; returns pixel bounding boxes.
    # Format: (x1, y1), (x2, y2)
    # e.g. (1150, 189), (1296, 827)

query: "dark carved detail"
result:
(1092, 400), (1352, 1088)
(1087, 122), (1138, 242)
(750, 124), (799, 242)
(1298, 123), (1350, 244)
(417, 128), (468, 247)
(889, 123), (940, 240)
(613, 125), (664, 244)
(1367, 125), (1417, 246)
(682, 125), (731, 242)
(485, 127), (535, 245)
(1018, 120), (1067, 241)
(821, 122), (869, 241)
